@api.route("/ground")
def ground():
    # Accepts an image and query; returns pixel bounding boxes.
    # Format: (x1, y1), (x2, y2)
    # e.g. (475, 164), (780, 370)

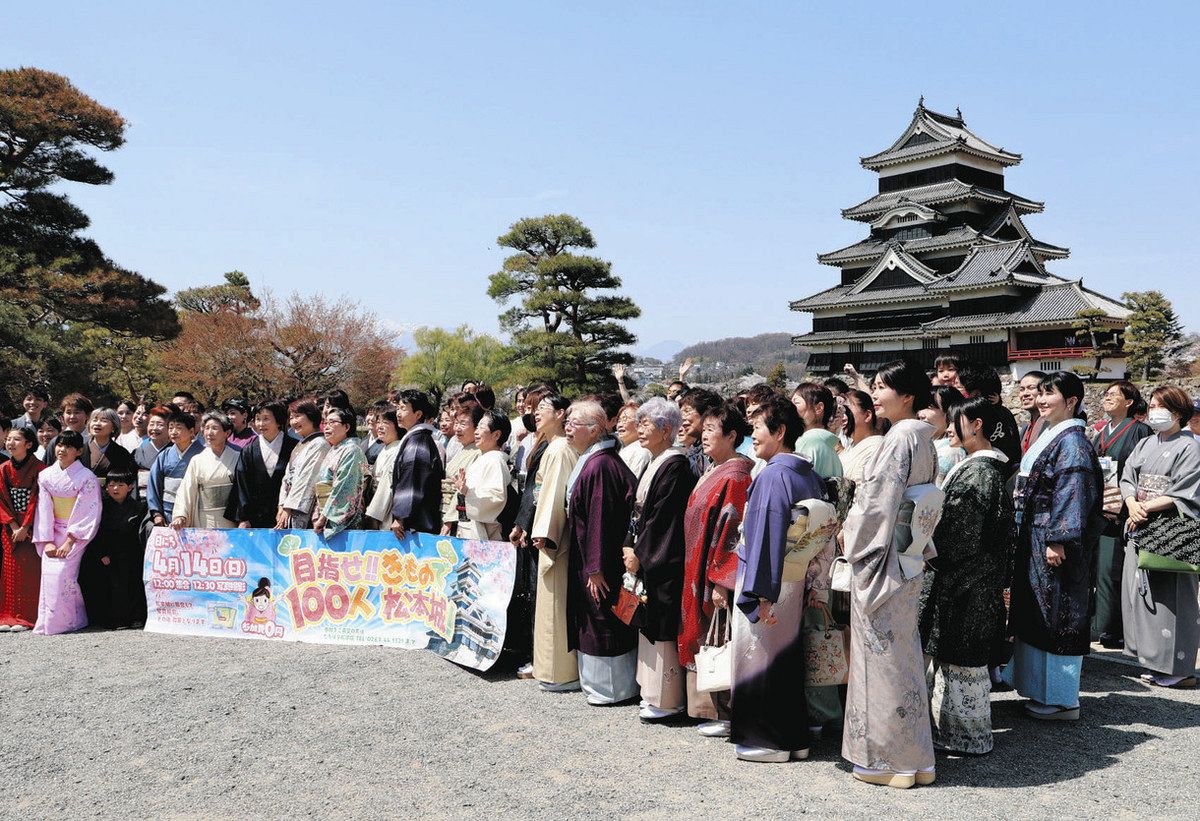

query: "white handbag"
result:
(695, 608), (733, 694)
(829, 555), (852, 592)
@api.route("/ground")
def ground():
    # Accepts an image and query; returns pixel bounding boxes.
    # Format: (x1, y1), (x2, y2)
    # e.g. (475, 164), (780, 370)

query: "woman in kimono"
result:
(919, 396), (1014, 755)
(918, 387), (965, 487)
(841, 359), (938, 788)
(312, 407), (367, 539)
(731, 394), (828, 763)
(1004, 371), (1103, 719)
(276, 401), (329, 529)
(791, 383), (843, 479)
(529, 394), (582, 691)
(507, 387), (556, 679)
(364, 410), (404, 529)
(440, 405), (482, 536)
(171, 411), (241, 530)
(1120, 385), (1200, 688)
(623, 398), (697, 722)
(147, 408), (205, 527)
(838, 389), (884, 485)
(0, 426), (44, 631)
(86, 407), (137, 490)
(458, 410), (512, 541)
(226, 401), (298, 529)
(679, 401), (752, 736)
(1093, 381), (1151, 648)
(134, 407), (171, 499)
(616, 402), (652, 481)
(32, 430), (102, 635)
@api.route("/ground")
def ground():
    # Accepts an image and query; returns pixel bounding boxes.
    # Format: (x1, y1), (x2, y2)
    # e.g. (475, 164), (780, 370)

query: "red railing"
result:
(1008, 346), (1100, 361)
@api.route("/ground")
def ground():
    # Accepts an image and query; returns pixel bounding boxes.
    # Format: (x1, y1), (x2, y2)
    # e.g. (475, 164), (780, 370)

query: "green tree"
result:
(393, 325), (518, 404)
(766, 361), (789, 389)
(0, 67), (179, 408)
(1073, 309), (1123, 380)
(1123, 290), (1185, 381)
(487, 214), (640, 393)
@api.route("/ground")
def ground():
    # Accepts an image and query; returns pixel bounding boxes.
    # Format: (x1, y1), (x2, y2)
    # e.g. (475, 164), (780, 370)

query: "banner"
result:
(143, 527), (517, 671)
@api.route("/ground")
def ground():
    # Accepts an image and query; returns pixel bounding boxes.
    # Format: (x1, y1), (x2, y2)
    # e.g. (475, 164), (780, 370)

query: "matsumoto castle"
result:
(792, 100), (1129, 379)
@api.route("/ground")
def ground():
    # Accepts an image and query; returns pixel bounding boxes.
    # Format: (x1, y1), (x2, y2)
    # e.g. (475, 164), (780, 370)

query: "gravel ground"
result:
(1, 631), (1197, 820)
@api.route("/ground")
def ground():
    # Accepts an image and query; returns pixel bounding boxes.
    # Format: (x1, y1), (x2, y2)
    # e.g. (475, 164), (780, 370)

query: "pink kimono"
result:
(32, 460), (102, 635)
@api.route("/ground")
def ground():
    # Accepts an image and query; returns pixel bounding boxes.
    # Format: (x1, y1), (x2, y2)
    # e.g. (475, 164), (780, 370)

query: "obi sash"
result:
(198, 480), (232, 512)
(314, 480), (333, 514)
(163, 476), (183, 506)
(51, 494), (78, 521)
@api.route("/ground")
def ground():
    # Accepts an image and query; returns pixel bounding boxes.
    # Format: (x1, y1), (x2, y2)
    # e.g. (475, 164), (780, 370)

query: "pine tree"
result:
(1123, 291), (1185, 381)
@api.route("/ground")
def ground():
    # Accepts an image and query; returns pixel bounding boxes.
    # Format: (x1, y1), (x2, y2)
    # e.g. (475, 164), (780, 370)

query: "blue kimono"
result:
(147, 439), (205, 521)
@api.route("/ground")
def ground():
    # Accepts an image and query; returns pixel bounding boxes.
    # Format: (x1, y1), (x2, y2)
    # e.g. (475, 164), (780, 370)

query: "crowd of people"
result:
(2, 354), (1198, 789)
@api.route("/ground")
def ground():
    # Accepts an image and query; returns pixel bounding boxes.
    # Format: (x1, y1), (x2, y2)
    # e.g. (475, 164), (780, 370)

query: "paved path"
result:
(2, 631), (1197, 819)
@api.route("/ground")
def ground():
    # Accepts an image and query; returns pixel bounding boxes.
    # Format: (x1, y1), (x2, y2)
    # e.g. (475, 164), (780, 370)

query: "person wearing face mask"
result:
(1004, 372), (1103, 720)
(1092, 381), (1151, 649)
(1119, 385), (1200, 689)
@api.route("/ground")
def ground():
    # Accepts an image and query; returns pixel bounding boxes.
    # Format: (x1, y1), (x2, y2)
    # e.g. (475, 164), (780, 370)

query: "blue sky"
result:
(5, 2), (1198, 354)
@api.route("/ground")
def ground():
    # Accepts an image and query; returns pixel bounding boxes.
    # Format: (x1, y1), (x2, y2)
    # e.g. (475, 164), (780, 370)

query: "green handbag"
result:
(1133, 510), (1200, 574)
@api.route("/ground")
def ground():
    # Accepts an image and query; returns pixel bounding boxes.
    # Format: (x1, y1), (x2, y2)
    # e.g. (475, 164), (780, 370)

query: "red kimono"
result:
(0, 455), (44, 627)
(677, 457), (752, 667)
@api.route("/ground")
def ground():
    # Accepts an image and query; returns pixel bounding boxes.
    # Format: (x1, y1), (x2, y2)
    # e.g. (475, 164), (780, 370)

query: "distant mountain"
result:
(675, 332), (809, 380)
(634, 339), (686, 362)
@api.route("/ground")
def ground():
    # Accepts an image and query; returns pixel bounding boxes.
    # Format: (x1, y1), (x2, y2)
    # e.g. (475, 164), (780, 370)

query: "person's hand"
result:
(170, 516), (186, 531)
(313, 515), (326, 536)
(1046, 542), (1066, 568)
(1126, 497), (1148, 526)
(532, 537), (548, 552)
(439, 523), (453, 536)
(836, 529), (845, 553)
(622, 547), (640, 574)
(238, 521), (251, 529)
(453, 468), (467, 495)
(11, 525), (29, 543)
(510, 526), (526, 548)
(679, 357), (694, 380)
(391, 519), (406, 540)
(274, 508), (289, 529)
(843, 363), (859, 377)
(611, 363), (626, 382)
(100, 555), (111, 566)
(153, 514), (166, 527)
(586, 572), (609, 603)
(806, 588), (825, 608)
(759, 599), (777, 625)
(41, 542), (58, 558)
(711, 586), (729, 609)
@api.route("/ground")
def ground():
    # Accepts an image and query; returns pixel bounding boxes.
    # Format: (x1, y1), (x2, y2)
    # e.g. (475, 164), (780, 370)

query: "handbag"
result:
(695, 608), (733, 694)
(829, 556), (852, 592)
(1134, 511), (1200, 574)
(804, 602), (850, 687)
(611, 572), (646, 625)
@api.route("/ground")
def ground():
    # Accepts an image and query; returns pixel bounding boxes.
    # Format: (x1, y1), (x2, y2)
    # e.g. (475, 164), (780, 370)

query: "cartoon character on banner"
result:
(241, 576), (285, 638)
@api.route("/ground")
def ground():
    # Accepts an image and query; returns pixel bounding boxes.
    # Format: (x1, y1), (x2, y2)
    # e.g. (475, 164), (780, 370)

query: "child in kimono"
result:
(81, 471), (148, 628)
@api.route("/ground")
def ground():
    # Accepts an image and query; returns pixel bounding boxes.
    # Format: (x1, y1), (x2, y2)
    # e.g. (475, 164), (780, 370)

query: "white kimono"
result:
(461, 450), (511, 541)
(172, 446), (241, 529)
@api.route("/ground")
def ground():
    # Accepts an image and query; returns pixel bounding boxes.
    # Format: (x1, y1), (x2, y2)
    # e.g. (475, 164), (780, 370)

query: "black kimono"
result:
(79, 494), (148, 628)
(390, 424), (445, 534)
(224, 434), (298, 528)
(502, 438), (548, 666)
(632, 452), (696, 642)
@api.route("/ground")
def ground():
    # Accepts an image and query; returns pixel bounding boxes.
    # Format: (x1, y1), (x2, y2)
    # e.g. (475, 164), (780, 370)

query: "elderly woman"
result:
(32, 430), (102, 634)
(172, 410), (242, 530)
(86, 407), (137, 490)
(1120, 385), (1200, 688)
(623, 397), (698, 722)
(227, 401), (298, 529)
(1004, 372), (1103, 719)
(277, 401), (330, 530)
(679, 401), (753, 736)
(312, 407), (368, 539)
(841, 359), (938, 788)
(617, 401), (652, 481)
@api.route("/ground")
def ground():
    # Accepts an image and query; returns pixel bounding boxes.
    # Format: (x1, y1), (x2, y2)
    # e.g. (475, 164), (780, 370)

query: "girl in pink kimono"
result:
(33, 430), (102, 635)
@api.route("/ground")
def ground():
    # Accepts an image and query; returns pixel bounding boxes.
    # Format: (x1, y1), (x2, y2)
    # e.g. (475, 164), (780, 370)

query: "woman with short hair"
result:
(86, 407), (137, 490)
(277, 401), (330, 529)
(364, 410), (404, 530)
(147, 409), (205, 527)
(1004, 371), (1103, 719)
(1120, 384), (1200, 688)
(312, 407), (367, 538)
(617, 401), (652, 480)
(457, 410), (513, 541)
(172, 410), (241, 530)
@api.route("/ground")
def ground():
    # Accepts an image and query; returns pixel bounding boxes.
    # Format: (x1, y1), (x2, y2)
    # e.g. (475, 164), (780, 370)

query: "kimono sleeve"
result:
(703, 477), (749, 591)
(0, 468), (16, 527)
(1164, 439), (1200, 519)
(391, 436), (438, 524)
(1043, 437), (1099, 547)
(33, 470), (56, 546)
(172, 454), (202, 526)
(365, 448), (396, 522)
(465, 455), (509, 523)
(146, 450), (167, 518)
(322, 447), (366, 534)
(736, 470), (791, 622)
(930, 462), (989, 572)
(225, 444), (254, 524)
(531, 442), (578, 546)
(633, 457), (695, 575)
(67, 471), (103, 545)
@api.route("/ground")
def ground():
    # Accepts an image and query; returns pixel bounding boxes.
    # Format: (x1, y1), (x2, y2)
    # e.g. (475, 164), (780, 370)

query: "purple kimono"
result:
(32, 460), (103, 635)
(566, 445), (637, 657)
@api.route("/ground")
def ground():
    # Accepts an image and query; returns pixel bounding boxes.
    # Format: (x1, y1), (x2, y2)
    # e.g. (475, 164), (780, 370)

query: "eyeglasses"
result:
(565, 419), (595, 429)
